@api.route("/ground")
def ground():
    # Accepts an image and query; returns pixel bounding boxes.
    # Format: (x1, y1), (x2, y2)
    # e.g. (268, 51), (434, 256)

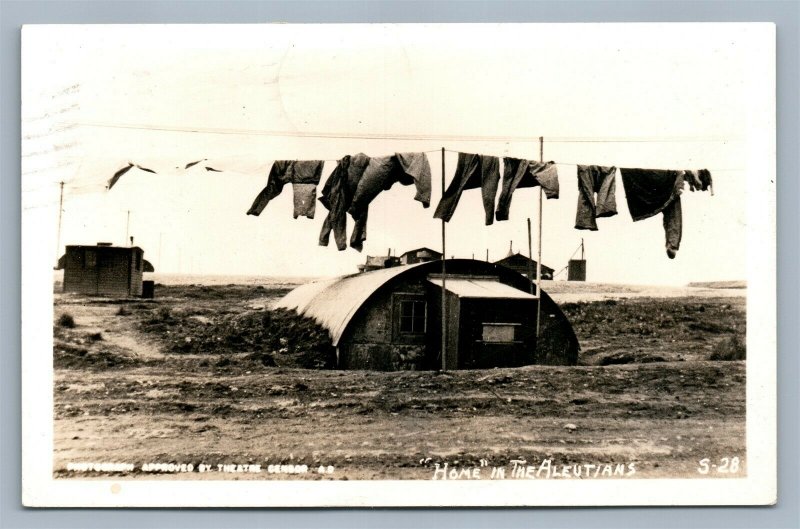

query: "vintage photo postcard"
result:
(21, 23), (776, 507)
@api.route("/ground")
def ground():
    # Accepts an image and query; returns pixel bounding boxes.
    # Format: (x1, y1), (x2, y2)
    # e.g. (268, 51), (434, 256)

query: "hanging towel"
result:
(246, 160), (324, 219)
(318, 153), (372, 251)
(433, 153), (501, 225)
(575, 165), (618, 231)
(620, 168), (685, 258)
(495, 159), (559, 221)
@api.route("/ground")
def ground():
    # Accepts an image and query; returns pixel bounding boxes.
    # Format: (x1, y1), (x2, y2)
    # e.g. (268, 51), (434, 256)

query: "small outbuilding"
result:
(399, 247), (442, 265)
(276, 259), (579, 370)
(58, 243), (149, 297)
(493, 251), (555, 280)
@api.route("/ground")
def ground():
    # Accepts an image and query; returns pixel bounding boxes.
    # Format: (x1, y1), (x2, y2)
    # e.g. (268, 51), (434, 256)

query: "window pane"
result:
(483, 324), (516, 343)
(399, 300), (426, 334)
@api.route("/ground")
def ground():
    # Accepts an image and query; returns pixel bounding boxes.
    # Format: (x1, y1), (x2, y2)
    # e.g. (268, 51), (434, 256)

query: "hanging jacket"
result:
(433, 153), (501, 225)
(246, 160), (324, 219)
(574, 165), (618, 231)
(347, 153), (432, 250)
(495, 159), (559, 221)
(318, 153), (371, 251)
(620, 168), (685, 258)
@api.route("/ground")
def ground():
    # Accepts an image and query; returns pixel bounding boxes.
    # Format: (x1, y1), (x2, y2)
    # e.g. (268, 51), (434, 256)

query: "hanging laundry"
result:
(347, 153), (432, 250)
(135, 164), (157, 174)
(318, 153), (371, 251)
(619, 168), (685, 259)
(107, 162), (158, 190)
(246, 160), (325, 219)
(107, 163), (134, 190)
(349, 153), (432, 214)
(662, 198), (682, 259)
(395, 152), (432, 208)
(495, 159), (559, 221)
(433, 153), (501, 225)
(683, 169), (713, 194)
(574, 165), (618, 231)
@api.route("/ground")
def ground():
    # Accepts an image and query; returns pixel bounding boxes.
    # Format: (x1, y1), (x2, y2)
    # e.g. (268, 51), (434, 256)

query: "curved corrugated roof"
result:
(274, 262), (430, 346)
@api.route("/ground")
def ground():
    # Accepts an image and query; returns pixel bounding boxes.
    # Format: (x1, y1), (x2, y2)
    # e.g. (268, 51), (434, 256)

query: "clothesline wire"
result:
(63, 120), (742, 144)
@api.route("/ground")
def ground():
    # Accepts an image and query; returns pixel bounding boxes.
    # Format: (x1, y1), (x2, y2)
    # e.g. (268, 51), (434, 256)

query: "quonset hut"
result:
(275, 259), (579, 370)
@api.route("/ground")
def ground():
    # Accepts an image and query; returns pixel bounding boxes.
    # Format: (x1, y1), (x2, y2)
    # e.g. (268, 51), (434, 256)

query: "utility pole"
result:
(54, 181), (64, 267)
(125, 210), (130, 246)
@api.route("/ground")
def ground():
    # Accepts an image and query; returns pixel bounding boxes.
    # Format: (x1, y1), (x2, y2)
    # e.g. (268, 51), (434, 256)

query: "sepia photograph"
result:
(20, 22), (776, 507)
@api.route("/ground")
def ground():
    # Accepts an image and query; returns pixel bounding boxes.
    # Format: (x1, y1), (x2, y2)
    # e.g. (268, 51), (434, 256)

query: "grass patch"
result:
(57, 313), (75, 328)
(709, 335), (746, 361)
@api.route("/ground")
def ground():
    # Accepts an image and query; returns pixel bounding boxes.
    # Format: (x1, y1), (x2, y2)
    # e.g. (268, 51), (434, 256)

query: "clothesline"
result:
(62, 120), (742, 144)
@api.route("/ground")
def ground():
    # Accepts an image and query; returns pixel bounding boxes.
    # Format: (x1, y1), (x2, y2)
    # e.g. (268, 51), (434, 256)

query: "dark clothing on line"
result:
(246, 160), (324, 219)
(575, 165), (618, 231)
(433, 153), (501, 225)
(349, 153), (432, 216)
(347, 153), (432, 250)
(683, 169), (713, 193)
(495, 159), (559, 221)
(620, 168), (685, 258)
(107, 163), (134, 190)
(247, 160), (294, 216)
(318, 154), (371, 251)
(395, 152), (432, 208)
(292, 184), (318, 219)
(663, 197), (682, 259)
(619, 168), (684, 221)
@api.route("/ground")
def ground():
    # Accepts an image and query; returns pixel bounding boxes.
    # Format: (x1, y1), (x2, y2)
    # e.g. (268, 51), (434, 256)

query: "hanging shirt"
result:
(574, 165), (618, 231)
(683, 169), (713, 194)
(495, 159), (559, 221)
(619, 168), (685, 258)
(246, 160), (324, 219)
(318, 153), (371, 251)
(347, 153), (432, 250)
(433, 153), (501, 225)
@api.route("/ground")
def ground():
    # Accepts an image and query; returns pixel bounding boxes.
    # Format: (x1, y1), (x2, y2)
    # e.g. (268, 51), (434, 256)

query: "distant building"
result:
(277, 259), (579, 370)
(568, 259), (587, 281)
(399, 247), (442, 265)
(357, 254), (401, 273)
(57, 243), (151, 297)
(493, 245), (554, 280)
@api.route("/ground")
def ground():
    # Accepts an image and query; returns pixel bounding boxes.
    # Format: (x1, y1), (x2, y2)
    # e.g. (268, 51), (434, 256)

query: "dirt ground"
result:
(52, 280), (747, 480)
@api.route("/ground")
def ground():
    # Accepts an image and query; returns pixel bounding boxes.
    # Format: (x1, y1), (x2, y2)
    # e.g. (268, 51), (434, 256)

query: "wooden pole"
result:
(55, 181), (64, 267)
(527, 218), (535, 295)
(441, 147), (447, 371)
(125, 210), (130, 246)
(536, 137), (543, 337)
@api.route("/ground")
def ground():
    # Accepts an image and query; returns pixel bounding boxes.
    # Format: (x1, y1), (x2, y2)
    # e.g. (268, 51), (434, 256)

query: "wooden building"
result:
(493, 251), (555, 280)
(59, 243), (147, 297)
(399, 247), (442, 265)
(276, 259), (579, 371)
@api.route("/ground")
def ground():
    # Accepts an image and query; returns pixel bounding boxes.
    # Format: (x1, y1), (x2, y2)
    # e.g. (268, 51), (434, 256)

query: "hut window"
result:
(84, 250), (96, 269)
(482, 323), (518, 343)
(399, 300), (426, 334)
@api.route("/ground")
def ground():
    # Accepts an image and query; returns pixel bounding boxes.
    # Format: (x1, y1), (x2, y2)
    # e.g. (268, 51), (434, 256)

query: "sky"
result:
(21, 24), (774, 285)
